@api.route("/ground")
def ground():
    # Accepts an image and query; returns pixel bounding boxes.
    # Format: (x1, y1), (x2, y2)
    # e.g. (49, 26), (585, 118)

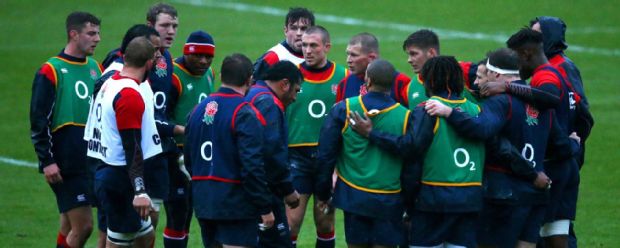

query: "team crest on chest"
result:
(90, 69), (98, 80)
(203, 101), (218, 125)
(359, 85), (368, 96)
(331, 84), (338, 95)
(155, 57), (167, 78)
(187, 83), (194, 91)
(525, 104), (539, 126)
(412, 92), (420, 100)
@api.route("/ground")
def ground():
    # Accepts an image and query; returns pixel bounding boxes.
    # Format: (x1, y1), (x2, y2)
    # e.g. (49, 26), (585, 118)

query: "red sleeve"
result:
(113, 88), (145, 130)
(335, 78), (346, 102)
(531, 70), (561, 90)
(263, 51), (279, 66)
(172, 73), (183, 97)
(459, 61), (473, 88)
(97, 63), (104, 73)
(39, 63), (57, 86)
(395, 73), (411, 105)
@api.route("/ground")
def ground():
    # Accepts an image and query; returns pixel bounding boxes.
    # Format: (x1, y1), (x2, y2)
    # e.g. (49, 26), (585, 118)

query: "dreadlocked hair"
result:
(421, 56), (464, 97)
(506, 28), (543, 50)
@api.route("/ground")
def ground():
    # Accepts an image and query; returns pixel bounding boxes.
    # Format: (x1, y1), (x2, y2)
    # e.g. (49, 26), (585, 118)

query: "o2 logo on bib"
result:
(308, 100), (326, 118)
(454, 148), (476, 171)
(75, 80), (89, 99)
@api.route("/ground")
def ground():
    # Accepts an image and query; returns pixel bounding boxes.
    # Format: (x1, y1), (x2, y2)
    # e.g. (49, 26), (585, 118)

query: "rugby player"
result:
(30, 11), (101, 248)
(335, 33), (410, 105)
(286, 25), (348, 248)
(253, 7), (315, 81)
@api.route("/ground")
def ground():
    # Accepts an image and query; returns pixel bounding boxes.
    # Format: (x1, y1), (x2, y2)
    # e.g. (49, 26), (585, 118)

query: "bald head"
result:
(124, 36), (156, 67)
(366, 59), (395, 93)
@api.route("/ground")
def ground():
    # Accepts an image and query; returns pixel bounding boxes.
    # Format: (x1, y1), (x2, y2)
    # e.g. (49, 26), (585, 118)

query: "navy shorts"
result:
(545, 159), (579, 222)
(144, 153), (170, 200)
(166, 153), (190, 201)
(94, 165), (143, 234)
(198, 218), (258, 247)
(477, 202), (546, 246)
(289, 146), (318, 195)
(344, 211), (403, 246)
(258, 195), (290, 248)
(409, 210), (478, 248)
(49, 173), (95, 213)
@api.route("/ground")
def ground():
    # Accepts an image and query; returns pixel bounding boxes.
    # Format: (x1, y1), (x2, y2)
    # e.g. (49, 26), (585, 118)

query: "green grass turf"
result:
(1, 0), (618, 246)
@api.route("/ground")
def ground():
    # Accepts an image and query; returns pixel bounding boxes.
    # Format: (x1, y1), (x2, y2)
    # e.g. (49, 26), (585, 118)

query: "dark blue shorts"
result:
(49, 173), (95, 213)
(289, 146), (318, 195)
(144, 153), (170, 200)
(409, 210), (478, 247)
(258, 196), (290, 248)
(344, 211), (403, 246)
(198, 218), (258, 247)
(94, 165), (143, 234)
(477, 202), (546, 246)
(545, 159), (579, 222)
(166, 152), (190, 201)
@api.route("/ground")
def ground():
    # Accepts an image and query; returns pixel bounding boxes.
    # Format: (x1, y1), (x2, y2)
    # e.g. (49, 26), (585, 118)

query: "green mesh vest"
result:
(47, 56), (101, 131)
(407, 74), (428, 110)
(422, 96), (485, 186)
(172, 63), (214, 145)
(337, 96), (410, 193)
(287, 63), (347, 147)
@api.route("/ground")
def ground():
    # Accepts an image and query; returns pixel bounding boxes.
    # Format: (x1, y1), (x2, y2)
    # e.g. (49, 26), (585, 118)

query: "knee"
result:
(76, 222), (94, 237)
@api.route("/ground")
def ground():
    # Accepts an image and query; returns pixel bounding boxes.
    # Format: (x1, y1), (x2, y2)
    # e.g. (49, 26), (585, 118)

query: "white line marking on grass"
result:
(0, 156), (37, 168)
(174, 0), (620, 57)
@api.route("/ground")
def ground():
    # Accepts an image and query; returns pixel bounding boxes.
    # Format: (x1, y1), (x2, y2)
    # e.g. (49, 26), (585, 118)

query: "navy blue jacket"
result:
(446, 93), (579, 204)
(185, 87), (271, 219)
(246, 81), (295, 198)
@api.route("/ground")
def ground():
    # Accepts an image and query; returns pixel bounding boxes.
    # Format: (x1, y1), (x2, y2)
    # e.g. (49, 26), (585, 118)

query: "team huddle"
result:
(30, 3), (593, 248)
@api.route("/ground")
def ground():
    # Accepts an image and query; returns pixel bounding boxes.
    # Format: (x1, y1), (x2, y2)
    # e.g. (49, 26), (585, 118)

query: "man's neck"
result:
(532, 55), (548, 69)
(502, 75), (521, 82)
(312, 59), (328, 69)
(221, 84), (247, 95)
(120, 67), (146, 83)
(64, 44), (85, 59)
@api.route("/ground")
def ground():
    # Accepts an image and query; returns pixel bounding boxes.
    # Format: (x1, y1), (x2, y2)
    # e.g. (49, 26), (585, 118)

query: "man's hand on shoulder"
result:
(349, 111), (372, 138)
(425, 99), (452, 117)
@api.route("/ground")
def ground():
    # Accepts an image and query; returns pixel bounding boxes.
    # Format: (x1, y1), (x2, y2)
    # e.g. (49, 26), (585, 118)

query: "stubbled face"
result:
(74, 22), (101, 56)
(285, 19), (311, 52)
(301, 32), (329, 68)
(185, 53), (213, 76)
(346, 43), (372, 77)
(280, 81), (302, 107)
(152, 13), (178, 49)
(405, 45), (433, 74)
(474, 64), (489, 87)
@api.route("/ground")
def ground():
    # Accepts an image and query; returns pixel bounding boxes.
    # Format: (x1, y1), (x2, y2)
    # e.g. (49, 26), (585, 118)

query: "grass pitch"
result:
(1, 0), (618, 247)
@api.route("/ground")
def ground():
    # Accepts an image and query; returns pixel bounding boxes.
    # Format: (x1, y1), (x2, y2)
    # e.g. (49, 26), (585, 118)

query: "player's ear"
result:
(69, 29), (79, 41)
(428, 47), (438, 57)
(324, 42), (331, 52)
(368, 52), (378, 60)
(281, 78), (291, 92)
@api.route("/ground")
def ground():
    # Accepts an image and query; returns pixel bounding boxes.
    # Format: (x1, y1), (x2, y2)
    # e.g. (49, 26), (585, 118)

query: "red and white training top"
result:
(84, 72), (162, 165)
